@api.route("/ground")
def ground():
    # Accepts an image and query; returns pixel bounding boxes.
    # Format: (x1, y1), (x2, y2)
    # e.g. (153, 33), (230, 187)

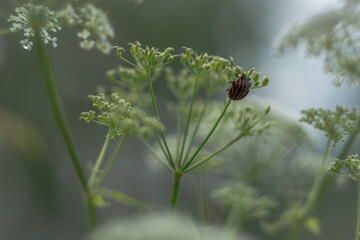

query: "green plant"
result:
(114, 42), (271, 210)
(329, 154), (360, 240)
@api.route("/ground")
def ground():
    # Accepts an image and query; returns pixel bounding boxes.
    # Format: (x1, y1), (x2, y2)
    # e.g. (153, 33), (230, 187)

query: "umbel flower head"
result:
(329, 154), (360, 181)
(212, 183), (277, 223)
(57, 4), (114, 54)
(8, 3), (61, 50)
(226, 104), (273, 136)
(8, 3), (114, 54)
(90, 212), (249, 240)
(277, 0), (360, 86)
(300, 106), (360, 146)
(80, 93), (163, 139)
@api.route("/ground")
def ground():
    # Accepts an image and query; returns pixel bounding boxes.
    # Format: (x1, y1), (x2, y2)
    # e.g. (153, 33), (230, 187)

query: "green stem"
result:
(88, 129), (113, 188)
(185, 133), (243, 173)
(287, 138), (332, 240)
(96, 135), (127, 188)
(145, 69), (175, 169)
(170, 170), (184, 210)
(316, 120), (360, 206)
(178, 75), (199, 168)
(120, 56), (142, 69)
(339, 120), (360, 160)
(225, 208), (243, 232)
(140, 138), (172, 172)
(36, 35), (95, 227)
(182, 99), (232, 170)
(183, 93), (211, 163)
(86, 191), (97, 227)
(356, 182), (360, 240)
(175, 103), (183, 162)
(0, 29), (11, 35)
(36, 34), (87, 190)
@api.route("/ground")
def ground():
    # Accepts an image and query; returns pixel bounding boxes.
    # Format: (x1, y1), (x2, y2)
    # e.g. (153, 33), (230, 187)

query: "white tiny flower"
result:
(8, 3), (61, 50)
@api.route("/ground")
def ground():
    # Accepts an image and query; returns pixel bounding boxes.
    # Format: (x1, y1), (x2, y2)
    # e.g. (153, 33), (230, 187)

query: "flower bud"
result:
(230, 56), (234, 68)
(262, 76), (269, 86)
(167, 55), (174, 63)
(246, 67), (255, 78)
(265, 105), (271, 115)
(186, 48), (192, 58)
(253, 71), (260, 82)
(202, 53), (208, 64)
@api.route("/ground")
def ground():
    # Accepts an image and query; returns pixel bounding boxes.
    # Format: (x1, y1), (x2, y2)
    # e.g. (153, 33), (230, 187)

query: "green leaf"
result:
(305, 217), (321, 235)
(99, 188), (156, 207)
(94, 194), (110, 207)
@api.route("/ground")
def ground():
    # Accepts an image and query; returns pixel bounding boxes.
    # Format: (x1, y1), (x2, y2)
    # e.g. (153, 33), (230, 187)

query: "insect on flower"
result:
(227, 73), (252, 100)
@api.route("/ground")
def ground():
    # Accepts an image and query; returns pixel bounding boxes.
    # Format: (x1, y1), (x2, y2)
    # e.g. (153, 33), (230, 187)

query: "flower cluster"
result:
(80, 93), (163, 139)
(107, 66), (151, 106)
(90, 213), (247, 240)
(229, 104), (273, 136)
(116, 42), (174, 71)
(212, 183), (277, 222)
(300, 106), (359, 146)
(9, 3), (114, 54)
(329, 154), (360, 181)
(180, 48), (269, 88)
(56, 4), (114, 54)
(277, 0), (360, 86)
(8, 3), (61, 50)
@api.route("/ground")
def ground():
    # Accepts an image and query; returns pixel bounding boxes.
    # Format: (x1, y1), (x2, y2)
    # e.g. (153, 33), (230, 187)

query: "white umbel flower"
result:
(8, 3), (61, 50)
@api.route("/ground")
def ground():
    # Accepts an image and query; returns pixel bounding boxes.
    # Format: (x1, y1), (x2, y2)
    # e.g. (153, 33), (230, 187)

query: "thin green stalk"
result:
(287, 138), (332, 240)
(183, 93), (211, 163)
(175, 103), (183, 162)
(339, 120), (360, 160)
(182, 99), (232, 170)
(178, 75), (199, 168)
(36, 35), (87, 189)
(137, 88), (171, 163)
(306, 138), (332, 212)
(225, 208), (243, 232)
(95, 135), (127, 188)
(120, 56), (142, 69)
(0, 29), (11, 35)
(88, 129), (113, 188)
(356, 181), (360, 240)
(145, 69), (175, 169)
(86, 191), (97, 227)
(36, 35), (95, 227)
(315, 121), (360, 210)
(185, 133), (243, 173)
(170, 170), (183, 210)
(140, 138), (172, 172)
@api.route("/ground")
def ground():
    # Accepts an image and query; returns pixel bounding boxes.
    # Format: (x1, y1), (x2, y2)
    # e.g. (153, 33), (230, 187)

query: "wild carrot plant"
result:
(277, 0), (360, 238)
(7, 2), (115, 227)
(6, 0), (271, 229)
(113, 42), (271, 209)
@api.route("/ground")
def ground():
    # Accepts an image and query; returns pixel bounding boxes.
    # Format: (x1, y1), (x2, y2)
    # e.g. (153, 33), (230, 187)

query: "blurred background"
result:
(0, 0), (359, 239)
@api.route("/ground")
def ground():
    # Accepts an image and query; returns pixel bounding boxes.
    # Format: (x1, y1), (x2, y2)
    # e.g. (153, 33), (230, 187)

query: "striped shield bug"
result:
(227, 73), (252, 100)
